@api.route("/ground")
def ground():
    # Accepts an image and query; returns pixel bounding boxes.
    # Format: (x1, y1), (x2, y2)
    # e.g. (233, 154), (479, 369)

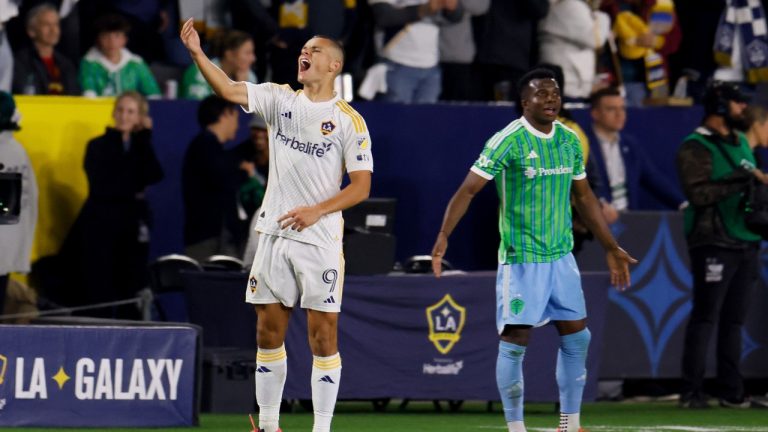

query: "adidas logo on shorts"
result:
(323, 296), (336, 304)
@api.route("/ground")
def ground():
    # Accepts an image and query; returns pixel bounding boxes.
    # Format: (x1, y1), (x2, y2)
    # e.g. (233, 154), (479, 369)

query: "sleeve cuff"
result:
(240, 82), (256, 113)
(470, 166), (495, 180)
(573, 172), (587, 180)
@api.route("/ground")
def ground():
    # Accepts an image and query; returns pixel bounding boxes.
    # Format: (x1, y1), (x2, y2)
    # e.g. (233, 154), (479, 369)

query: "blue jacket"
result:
(586, 125), (685, 210)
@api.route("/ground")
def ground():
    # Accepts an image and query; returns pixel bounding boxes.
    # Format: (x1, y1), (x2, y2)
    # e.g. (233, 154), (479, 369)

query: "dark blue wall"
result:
(144, 101), (704, 270)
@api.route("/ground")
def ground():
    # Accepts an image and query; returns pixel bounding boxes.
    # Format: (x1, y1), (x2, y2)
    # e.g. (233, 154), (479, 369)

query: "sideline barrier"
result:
(184, 271), (610, 402)
(0, 323), (200, 427)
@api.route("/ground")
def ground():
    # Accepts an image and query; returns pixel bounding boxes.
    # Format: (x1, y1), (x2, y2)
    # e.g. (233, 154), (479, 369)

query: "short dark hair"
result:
(589, 87), (622, 108)
(94, 13), (131, 36)
(197, 95), (237, 128)
(517, 68), (557, 101)
(312, 35), (345, 62)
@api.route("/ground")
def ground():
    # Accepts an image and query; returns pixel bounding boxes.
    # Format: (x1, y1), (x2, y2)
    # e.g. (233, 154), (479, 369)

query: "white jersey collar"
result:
(520, 116), (556, 139)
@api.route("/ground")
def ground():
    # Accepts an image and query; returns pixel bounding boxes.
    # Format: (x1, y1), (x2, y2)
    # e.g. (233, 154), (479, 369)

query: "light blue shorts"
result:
(495, 253), (586, 333)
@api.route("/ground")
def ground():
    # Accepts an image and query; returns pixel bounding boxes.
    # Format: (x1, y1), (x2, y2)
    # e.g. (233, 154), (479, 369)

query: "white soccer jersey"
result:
(242, 82), (374, 250)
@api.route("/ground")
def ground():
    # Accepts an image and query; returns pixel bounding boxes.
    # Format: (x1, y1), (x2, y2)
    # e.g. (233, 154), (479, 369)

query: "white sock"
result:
(507, 420), (527, 432)
(311, 353), (342, 432)
(558, 412), (581, 431)
(256, 345), (287, 432)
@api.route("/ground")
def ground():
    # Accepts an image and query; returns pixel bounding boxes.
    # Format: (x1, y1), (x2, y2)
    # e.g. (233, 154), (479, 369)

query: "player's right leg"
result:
(246, 234), (300, 432)
(495, 263), (551, 432)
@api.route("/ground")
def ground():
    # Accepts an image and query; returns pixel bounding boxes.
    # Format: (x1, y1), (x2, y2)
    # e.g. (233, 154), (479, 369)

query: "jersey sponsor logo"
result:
(524, 165), (573, 179)
(425, 294), (466, 355)
(321, 120), (336, 136)
(476, 155), (494, 169)
(276, 129), (332, 158)
(526, 150), (539, 159)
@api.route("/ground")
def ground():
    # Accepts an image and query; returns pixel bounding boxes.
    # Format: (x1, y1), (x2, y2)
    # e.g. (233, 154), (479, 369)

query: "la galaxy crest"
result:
(425, 294), (466, 354)
(321, 120), (336, 136)
(249, 276), (258, 294)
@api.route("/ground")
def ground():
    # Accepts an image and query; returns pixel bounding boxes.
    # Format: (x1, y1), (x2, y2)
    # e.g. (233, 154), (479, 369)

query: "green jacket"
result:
(79, 48), (161, 97)
(681, 129), (760, 245)
(180, 58), (257, 100)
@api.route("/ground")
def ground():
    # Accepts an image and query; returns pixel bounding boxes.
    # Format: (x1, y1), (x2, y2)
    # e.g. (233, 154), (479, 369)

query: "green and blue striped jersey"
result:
(471, 117), (586, 264)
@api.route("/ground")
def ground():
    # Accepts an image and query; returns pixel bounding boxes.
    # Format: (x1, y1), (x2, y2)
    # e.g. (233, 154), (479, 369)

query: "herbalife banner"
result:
(0, 325), (198, 427)
(185, 271), (610, 402)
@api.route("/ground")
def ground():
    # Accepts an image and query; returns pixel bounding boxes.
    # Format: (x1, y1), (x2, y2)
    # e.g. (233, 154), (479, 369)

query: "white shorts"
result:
(245, 233), (344, 312)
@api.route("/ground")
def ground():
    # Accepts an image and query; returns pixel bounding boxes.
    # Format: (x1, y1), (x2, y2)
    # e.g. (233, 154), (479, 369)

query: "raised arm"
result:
(431, 171), (489, 277)
(180, 18), (248, 106)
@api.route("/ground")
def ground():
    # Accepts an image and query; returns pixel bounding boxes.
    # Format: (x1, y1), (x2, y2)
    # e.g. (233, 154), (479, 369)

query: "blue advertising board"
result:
(0, 325), (198, 427)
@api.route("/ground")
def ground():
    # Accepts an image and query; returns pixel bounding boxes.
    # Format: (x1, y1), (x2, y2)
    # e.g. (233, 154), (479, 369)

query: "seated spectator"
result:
(586, 86), (685, 211)
(180, 30), (257, 100)
(12, 4), (79, 95)
(76, 91), (163, 319)
(182, 96), (241, 262)
(79, 14), (161, 97)
(0, 91), (38, 316)
(369, 0), (463, 103)
(539, 0), (610, 101)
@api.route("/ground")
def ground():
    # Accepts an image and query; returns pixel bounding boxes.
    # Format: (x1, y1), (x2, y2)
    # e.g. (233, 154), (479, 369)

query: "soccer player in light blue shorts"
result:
(431, 68), (637, 432)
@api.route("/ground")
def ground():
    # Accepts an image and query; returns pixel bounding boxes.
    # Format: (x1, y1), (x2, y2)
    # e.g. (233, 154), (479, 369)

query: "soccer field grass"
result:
(1, 402), (767, 431)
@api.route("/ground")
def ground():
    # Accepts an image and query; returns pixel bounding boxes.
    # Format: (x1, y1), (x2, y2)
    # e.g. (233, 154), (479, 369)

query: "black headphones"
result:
(702, 81), (744, 116)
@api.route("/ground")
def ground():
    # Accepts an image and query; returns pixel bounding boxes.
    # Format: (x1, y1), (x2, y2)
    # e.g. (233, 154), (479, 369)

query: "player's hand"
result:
(180, 18), (203, 57)
(278, 206), (322, 232)
(431, 231), (448, 278)
(606, 246), (638, 291)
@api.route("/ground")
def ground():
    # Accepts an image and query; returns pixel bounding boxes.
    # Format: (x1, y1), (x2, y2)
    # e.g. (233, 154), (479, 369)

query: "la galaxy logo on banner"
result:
(425, 294), (466, 355)
(3, 355), (184, 401)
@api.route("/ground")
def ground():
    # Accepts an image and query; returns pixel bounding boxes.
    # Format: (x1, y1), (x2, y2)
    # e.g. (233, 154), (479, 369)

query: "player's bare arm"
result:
(278, 170), (371, 232)
(180, 18), (248, 106)
(571, 178), (637, 290)
(431, 171), (489, 277)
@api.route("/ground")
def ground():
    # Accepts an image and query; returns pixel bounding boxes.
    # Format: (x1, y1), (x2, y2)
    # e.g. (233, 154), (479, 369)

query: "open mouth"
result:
(299, 58), (311, 73)
(543, 107), (557, 115)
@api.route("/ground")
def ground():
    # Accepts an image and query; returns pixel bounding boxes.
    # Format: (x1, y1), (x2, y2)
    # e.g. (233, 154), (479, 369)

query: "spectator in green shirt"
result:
(79, 14), (161, 98)
(180, 30), (257, 100)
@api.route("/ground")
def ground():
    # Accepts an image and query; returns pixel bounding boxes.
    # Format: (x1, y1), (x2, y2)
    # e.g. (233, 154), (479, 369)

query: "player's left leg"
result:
(293, 240), (344, 432)
(307, 310), (341, 432)
(545, 253), (590, 432)
(553, 320), (591, 432)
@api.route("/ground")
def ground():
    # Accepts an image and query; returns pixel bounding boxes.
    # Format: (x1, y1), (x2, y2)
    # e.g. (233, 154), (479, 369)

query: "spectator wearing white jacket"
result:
(0, 91), (38, 316)
(539, 0), (610, 100)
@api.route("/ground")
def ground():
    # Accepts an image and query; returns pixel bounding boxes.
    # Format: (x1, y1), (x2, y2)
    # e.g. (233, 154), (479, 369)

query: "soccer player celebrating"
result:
(181, 19), (373, 432)
(431, 68), (636, 432)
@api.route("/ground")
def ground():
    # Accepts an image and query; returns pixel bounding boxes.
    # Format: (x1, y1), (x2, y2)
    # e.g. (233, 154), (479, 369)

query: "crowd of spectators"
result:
(2, 0), (768, 105)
